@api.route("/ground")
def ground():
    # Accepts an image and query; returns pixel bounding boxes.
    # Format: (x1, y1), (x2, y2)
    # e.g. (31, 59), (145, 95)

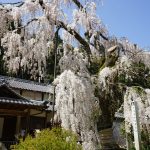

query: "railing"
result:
(0, 141), (17, 150)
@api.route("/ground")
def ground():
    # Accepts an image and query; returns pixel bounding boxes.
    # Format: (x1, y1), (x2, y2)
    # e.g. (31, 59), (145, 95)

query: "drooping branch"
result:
(99, 32), (109, 41)
(2, 0), (107, 56)
(38, 0), (91, 55)
(39, 0), (107, 54)
(13, 18), (91, 56)
(13, 16), (91, 55)
(0, 1), (24, 7)
(58, 21), (91, 54)
(72, 0), (109, 41)
(72, 0), (84, 9)
(7, 18), (38, 35)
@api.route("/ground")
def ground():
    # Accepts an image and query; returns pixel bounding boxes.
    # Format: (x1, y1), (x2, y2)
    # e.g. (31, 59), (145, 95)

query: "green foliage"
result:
(125, 129), (150, 150)
(118, 62), (150, 88)
(130, 62), (150, 88)
(132, 86), (146, 95)
(91, 105), (101, 122)
(141, 130), (150, 150)
(120, 121), (126, 136)
(12, 128), (82, 150)
(117, 73), (127, 83)
(89, 56), (105, 74)
(105, 54), (118, 67)
(44, 36), (62, 83)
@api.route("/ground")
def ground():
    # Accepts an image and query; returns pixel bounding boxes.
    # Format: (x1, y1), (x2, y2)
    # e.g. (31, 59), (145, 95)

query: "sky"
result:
(0, 0), (150, 49)
(99, 0), (150, 49)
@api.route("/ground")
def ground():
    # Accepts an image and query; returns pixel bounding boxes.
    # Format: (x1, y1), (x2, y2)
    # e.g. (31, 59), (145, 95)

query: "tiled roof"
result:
(0, 75), (53, 93)
(0, 97), (42, 107)
(0, 82), (49, 109)
(30, 100), (55, 111)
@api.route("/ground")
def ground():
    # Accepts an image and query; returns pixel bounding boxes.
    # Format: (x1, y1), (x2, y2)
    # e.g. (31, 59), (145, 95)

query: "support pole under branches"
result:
(52, 27), (60, 127)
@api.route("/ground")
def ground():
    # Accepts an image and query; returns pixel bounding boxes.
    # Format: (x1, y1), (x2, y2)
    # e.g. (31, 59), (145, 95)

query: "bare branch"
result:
(10, 18), (38, 34)
(58, 21), (91, 54)
(0, 1), (24, 7)
(99, 32), (109, 41)
(72, 0), (84, 9)
(23, 18), (39, 28)
(71, 0), (109, 41)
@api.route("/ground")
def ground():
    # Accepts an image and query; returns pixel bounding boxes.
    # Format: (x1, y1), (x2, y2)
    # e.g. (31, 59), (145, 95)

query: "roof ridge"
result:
(0, 75), (53, 93)
(0, 75), (50, 86)
(0, 96), (29, 102)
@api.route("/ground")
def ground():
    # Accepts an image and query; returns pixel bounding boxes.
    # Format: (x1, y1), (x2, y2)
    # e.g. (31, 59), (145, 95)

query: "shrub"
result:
(12, 128), (82, 150)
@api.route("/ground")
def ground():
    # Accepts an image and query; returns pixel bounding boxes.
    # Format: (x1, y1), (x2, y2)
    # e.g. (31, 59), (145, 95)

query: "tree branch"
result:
(72, 0), (109, 42)
(0, 1), (24, 7)
(4, 0), (108, 55)
(72, 0), (83, 9)
(12, 18), (38, 33)
(14, 18), (91, 56)
(58, 21), (91, 54)
(38, 0), (91, 55)
(99, 33), (109, 41)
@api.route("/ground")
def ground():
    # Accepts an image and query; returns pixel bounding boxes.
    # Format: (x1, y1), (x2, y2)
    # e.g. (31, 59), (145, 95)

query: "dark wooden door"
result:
(2, 116), (17, 141)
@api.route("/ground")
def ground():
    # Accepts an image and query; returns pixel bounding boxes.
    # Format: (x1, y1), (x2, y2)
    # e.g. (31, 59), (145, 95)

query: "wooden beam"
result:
(0, 109), (27, 116)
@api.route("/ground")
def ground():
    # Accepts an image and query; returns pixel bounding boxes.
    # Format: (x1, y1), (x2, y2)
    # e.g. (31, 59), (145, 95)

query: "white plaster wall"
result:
(22, 90), (43, 101)
(34, 92), (42, 100)
(22, 90), (35, 100)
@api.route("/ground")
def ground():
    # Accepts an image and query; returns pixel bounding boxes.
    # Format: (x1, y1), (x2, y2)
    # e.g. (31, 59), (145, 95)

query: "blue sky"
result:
(99, 0), (150, 48)
(1, 0), (150, 48)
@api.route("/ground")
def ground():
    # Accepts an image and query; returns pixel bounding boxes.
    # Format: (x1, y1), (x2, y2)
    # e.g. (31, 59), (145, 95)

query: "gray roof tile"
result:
(0, 75), (54, 93)
(0, 97), (49, 109)
(0, 97), (34, 106)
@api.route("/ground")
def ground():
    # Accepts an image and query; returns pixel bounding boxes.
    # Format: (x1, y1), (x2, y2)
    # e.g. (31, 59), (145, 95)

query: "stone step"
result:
(100, 137), (113, 139)
(100, 139), (115, 143)
(99, 128), (120, 150)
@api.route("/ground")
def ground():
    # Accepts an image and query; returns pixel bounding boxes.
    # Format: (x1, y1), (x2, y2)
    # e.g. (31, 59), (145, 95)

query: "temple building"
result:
(0, 75), (54, 148)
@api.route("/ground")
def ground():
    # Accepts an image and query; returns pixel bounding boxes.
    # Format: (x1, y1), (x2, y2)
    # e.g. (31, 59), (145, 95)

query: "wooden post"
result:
(45, 112), (47, 128)
(131, 100), (141, 150)
(16, 116), (21, 135)
(26, 109), (30, 133)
